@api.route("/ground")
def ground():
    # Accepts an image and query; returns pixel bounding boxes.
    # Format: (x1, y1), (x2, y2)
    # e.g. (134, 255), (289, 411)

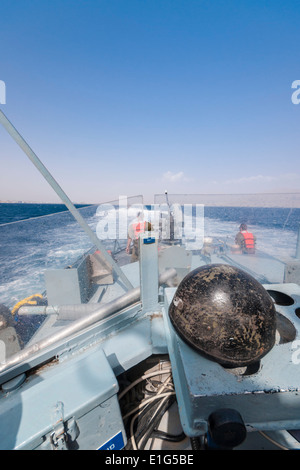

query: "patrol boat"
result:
(1, 109), (300, 451)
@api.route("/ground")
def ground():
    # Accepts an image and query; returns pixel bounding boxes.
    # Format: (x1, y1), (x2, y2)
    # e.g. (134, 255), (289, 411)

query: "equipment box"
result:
(0, 346), (126, 450)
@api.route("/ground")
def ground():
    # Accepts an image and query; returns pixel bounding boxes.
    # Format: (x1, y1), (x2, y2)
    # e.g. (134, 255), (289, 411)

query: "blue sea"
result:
(0, 202), (300, 309)
(0, 202), (91, 225)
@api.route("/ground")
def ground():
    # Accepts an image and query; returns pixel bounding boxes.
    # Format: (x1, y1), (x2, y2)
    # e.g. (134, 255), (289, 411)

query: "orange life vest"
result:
(241, 231), (255, 253)
(133, 221), (148, 239)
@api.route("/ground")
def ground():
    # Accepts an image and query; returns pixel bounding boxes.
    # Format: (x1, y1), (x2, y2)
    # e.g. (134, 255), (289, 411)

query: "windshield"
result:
(1, 191), (300, 376)
(0, 196), (144, 367)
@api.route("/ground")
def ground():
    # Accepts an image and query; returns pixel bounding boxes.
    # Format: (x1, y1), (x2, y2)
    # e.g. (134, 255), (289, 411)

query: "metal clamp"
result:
(50, 402), (79, 450)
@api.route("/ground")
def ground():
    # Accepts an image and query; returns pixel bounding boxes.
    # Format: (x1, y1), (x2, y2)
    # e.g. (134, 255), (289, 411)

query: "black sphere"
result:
(168, 264), (276, 367)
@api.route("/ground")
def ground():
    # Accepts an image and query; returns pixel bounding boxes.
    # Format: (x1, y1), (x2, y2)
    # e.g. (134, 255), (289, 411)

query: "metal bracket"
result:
(50, 402), (79, 450)
(50, 426), (68, 450)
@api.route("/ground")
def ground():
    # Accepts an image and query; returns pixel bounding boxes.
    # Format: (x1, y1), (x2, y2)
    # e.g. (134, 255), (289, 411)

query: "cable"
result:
(259, 431), (290, 450)
(126, 374), (173, 424)
(135, 375), (176, 450)
(120, 365), (180, 450)
(130, 410), (142, 450)
(125, 395), (164, 449)
(128, 394), (175, 450)
(124, 374), (175, 450)
(123, 392), (176, 421)
(118, 368), (172, 401)
(151, 430), (186, 442)
(138, 395), (174, 450)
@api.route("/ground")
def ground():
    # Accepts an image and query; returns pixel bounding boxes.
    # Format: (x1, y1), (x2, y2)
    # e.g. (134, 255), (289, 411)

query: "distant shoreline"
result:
(2, 193), (300, 208)
(0, 201), (91, 205)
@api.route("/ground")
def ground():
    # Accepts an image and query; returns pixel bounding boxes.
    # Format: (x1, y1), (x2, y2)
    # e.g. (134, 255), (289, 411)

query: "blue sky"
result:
(0, 0), (300, 203)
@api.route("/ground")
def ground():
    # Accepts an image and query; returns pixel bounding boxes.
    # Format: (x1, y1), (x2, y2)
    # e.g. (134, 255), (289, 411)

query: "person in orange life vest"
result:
(235, 223), (256, 254)
(126, 212), (153, 262)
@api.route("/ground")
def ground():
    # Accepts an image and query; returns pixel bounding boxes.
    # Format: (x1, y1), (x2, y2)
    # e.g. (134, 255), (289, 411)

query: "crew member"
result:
(126, 212), (153, 262)
(235, 223), (256, 254)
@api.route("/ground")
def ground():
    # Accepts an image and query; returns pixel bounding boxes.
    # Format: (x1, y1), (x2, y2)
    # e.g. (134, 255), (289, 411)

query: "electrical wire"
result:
(123, 374), (175, 450)
(128, 394), (176, 450)
(259, 431), (290, 450)
(151, 430), (186, 442)
(122, 391), (176, 421)
(130, 409), (142, 450)
(126, 393), (168, 450)
(138, 395), (178, 450)
(118, 368), (172, 401)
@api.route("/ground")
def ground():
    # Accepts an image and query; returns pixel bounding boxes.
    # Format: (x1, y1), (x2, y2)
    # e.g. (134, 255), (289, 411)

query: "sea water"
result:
(0, 202), (299, 309)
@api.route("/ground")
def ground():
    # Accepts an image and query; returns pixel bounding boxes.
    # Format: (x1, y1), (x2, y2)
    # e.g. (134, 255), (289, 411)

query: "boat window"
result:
(0, 196), (143, 370)
(1, 192), (300, 376)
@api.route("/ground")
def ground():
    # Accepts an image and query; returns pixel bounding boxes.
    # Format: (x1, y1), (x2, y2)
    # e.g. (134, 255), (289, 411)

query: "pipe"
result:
(0, 109), (133, 291)
(19, 287), (141, 319)
(0, 268), (177, 373)
(18, 268), (177, 318)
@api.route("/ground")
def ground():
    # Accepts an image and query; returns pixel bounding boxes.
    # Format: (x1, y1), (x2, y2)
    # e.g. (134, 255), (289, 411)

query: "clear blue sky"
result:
(0, 0), (300, 203)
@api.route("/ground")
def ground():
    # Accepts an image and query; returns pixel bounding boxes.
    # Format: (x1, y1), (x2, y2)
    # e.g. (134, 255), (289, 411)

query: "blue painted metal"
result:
(162, 283), (300, 436)
(98, 431), (125, 450)
(0, 346), (126, 449)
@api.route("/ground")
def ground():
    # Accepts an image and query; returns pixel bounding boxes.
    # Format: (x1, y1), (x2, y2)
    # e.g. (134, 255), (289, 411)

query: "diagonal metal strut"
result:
(0, 109), (133, 290)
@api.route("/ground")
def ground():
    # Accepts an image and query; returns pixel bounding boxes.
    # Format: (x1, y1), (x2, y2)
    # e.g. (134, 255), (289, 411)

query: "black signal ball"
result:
(168, 264), (276, 367)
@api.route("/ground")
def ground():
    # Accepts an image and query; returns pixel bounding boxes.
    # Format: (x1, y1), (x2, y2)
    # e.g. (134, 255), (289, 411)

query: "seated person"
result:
(126, 212), (153, 262)
(234, 223), (256, 254)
